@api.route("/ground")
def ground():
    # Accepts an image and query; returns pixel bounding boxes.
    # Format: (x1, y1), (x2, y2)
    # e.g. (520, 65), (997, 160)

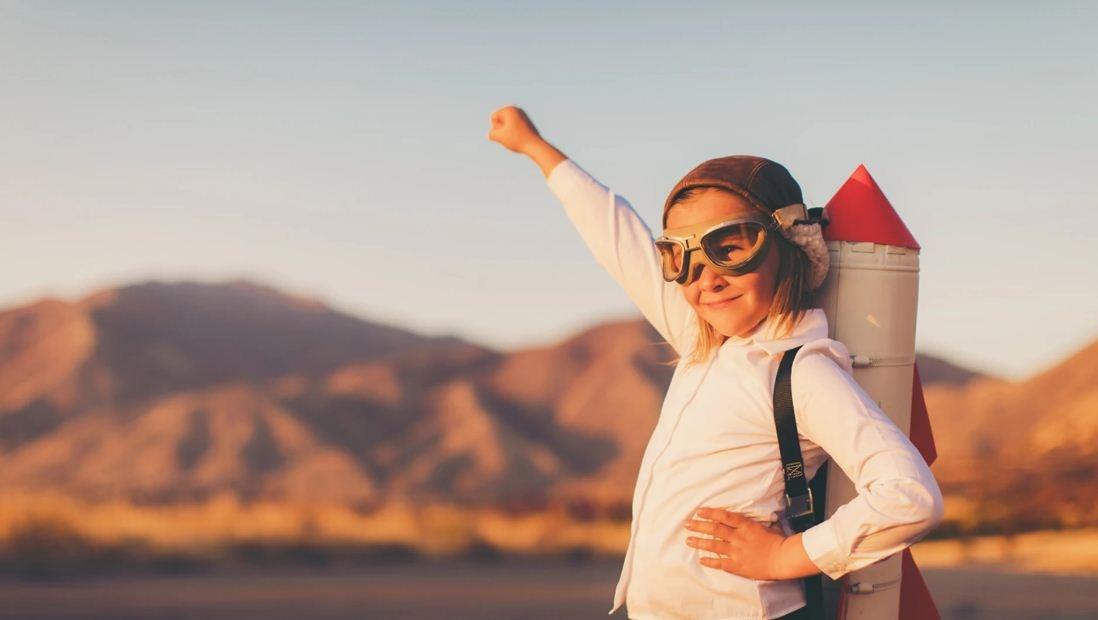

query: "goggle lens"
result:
(655, 241), (684, 280)
(701, 222), (766, 267)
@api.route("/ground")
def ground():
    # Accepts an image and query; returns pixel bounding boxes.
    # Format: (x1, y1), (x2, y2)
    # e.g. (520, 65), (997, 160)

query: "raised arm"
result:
(487, 105), (697, 356)
(790, 342), (945, 580)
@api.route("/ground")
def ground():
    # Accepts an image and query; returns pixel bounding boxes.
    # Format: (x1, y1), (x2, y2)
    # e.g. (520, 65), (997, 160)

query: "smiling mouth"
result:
(704, 296), (741, 306)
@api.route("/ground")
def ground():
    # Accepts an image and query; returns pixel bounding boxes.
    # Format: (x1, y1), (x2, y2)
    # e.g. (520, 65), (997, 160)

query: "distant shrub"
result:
(564, 498), (598, 522)
(561, 545), (594, 564)
(1, 513), (97, 578)
(605, 500), (632, 523)
(463, 539), (505, 563)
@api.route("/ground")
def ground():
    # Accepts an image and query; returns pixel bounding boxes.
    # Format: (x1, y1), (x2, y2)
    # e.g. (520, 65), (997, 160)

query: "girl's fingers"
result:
(684, 518), (737, 541)
(696, 507), (753, 527)
(686, 536), (731, 556)
(700, 555), (739, 572)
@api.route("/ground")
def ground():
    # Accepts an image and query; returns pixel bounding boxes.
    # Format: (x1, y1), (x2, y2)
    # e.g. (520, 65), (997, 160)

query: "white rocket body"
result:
(815, 240), (920, 619)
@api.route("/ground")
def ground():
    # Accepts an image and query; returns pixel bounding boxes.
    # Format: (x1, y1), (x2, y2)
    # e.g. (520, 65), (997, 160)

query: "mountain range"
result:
(0, 280), (1094, 530)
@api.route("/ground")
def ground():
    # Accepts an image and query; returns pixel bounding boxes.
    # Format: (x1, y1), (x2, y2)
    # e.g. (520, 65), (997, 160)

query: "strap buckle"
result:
(784, 488), (814, 519)
(771, 203), (808, 230)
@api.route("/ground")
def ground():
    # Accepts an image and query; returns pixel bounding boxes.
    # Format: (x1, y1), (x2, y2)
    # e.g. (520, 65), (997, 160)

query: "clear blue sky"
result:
(2, 1), (1095, 380)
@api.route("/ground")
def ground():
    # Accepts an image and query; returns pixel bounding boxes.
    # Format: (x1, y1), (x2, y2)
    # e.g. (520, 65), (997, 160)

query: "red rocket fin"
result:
(823, 164), (921, 249)
(899, 548), (941, 620)
(909, 364), (937, 467)
(899, 368), (942, 619)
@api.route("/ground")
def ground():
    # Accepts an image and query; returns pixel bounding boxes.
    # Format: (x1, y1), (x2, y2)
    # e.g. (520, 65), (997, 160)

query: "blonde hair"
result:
(661, 188), (817, 368)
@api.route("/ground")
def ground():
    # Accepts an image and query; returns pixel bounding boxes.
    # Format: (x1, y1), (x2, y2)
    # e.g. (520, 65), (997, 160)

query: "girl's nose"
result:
(695, 263), (726, 291)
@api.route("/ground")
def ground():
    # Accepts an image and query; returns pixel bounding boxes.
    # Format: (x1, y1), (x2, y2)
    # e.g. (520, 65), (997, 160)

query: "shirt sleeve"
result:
(546, 158), (697, 357)
(790, 341), (945, 581)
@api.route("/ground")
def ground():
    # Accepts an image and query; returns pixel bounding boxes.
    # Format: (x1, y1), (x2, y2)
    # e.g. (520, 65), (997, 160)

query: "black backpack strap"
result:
(774, 345), (815, 533)
(774, 345), (828, 620)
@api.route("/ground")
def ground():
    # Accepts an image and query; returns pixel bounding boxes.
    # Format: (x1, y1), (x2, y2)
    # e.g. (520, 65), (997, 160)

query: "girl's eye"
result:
(704, 223), (762, 262)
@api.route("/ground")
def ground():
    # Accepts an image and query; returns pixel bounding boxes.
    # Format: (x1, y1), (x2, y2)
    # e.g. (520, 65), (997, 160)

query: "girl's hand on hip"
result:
(684, 507), (791, 580)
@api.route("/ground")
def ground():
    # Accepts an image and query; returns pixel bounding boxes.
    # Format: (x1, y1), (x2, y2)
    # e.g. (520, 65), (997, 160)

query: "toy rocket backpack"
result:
(773, 167), (942, 620)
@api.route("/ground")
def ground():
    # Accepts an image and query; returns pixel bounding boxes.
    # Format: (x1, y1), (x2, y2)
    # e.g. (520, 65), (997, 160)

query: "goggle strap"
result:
(806, 206), (829, 228)
(772, 203), (808, 230)
(773, 203), (830, 230)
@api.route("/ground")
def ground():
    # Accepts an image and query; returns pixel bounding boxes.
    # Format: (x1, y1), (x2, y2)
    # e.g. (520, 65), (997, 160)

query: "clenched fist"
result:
(487, 105), (544, 154)
(488, 105), (567, 178)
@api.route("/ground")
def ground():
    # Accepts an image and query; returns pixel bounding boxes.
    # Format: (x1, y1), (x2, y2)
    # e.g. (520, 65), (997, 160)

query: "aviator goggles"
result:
(654, 203), (810, 287)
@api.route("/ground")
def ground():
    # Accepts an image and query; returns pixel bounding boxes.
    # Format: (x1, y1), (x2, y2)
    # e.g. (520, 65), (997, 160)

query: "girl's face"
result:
(665, 188), (780, 339)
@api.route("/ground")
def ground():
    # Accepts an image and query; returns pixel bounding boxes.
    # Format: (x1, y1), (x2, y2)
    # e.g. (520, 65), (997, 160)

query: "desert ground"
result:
(3, 532), (1098, 620)
(1, 560), (1097, 620)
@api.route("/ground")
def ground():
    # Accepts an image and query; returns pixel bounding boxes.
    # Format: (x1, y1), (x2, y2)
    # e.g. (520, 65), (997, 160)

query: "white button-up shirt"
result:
(545, 158), (945, 620)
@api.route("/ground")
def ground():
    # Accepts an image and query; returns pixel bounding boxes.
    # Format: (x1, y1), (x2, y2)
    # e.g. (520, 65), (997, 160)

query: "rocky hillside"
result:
(1, 279), (1093, 532)
(0, 281), (672, 509)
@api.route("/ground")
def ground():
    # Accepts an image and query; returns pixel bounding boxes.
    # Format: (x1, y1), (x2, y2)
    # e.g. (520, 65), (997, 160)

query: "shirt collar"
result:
(721, 308), (829, 356)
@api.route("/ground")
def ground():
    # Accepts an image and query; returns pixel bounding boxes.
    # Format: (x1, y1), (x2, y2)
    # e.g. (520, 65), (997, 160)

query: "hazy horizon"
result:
(3, 1), (1096, 380)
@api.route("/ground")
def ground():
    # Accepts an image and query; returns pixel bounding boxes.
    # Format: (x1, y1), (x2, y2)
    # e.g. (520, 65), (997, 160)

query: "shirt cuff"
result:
(545, 158), (590, 199)
(800, 518), (849, 580)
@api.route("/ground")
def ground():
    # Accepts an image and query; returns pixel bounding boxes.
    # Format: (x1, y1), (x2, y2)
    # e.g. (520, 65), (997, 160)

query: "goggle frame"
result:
(654, 203), (810, 286)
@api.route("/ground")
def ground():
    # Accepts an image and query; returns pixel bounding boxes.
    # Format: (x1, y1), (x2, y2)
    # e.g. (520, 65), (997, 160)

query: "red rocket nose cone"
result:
(823, 164), (921, 250)
(850, 164), (874, 185)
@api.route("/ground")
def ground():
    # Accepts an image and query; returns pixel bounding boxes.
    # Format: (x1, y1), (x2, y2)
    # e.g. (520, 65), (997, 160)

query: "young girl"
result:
(487, 106), (944, 620)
